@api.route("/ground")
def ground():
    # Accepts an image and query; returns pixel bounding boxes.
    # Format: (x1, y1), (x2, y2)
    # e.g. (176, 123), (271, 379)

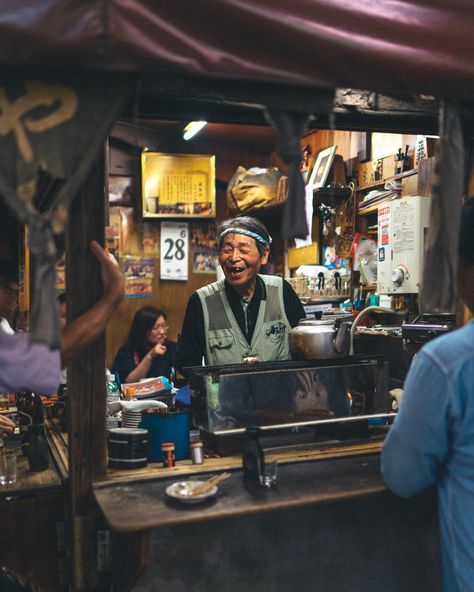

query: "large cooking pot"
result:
(289, 318), (352, 360)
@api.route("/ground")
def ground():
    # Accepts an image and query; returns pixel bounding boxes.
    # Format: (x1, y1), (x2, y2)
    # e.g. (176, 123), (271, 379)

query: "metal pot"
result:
(289, 318), (351, 360)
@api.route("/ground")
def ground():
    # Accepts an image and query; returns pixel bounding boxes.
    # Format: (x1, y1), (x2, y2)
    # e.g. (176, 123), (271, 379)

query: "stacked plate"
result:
(121, 410), (142, 428)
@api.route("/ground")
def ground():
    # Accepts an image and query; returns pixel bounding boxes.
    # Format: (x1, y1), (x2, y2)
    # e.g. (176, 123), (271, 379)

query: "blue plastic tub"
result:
(139, 411), (190, 461)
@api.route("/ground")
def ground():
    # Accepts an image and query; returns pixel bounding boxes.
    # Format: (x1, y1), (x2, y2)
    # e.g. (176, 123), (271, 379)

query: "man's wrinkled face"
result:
(218, 232), (269, 292)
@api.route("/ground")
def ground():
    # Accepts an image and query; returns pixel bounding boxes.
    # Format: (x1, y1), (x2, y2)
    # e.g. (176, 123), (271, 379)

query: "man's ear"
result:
(260, 248), (270, 265)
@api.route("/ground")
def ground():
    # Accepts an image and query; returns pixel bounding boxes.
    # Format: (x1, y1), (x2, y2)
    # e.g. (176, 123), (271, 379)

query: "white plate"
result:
(165, 480), (218, 504)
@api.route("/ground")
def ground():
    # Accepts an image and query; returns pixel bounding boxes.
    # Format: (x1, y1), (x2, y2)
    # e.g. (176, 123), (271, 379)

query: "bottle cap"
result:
(161, 442), (175, 450)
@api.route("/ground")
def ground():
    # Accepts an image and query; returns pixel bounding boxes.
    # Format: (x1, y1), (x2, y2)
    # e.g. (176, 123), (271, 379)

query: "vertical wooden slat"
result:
(66, 150), (107, 590)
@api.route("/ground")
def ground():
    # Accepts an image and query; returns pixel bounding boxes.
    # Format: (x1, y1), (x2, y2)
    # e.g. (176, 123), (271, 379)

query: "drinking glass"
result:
(0, 451), (17, 485)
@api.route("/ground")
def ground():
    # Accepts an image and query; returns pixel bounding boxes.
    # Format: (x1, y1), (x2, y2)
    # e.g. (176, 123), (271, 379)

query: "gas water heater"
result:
(377, 195), (432, 294)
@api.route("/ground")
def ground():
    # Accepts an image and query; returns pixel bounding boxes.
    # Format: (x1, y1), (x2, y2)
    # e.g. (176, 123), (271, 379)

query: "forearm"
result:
(125, 354), (153, 383)
(61, 293), (120, 367)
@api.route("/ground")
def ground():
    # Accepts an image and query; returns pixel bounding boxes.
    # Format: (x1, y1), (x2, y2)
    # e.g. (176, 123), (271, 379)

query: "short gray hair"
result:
(218, 216), (271, 256)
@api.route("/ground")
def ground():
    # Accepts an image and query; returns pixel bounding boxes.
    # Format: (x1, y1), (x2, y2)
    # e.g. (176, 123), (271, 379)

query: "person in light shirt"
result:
(0, 241), (125, 395)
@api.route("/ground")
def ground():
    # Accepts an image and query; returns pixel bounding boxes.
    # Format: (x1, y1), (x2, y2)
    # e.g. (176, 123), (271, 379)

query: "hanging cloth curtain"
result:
(0, 69), (131, 348)
(265, 109), (310, 241)
(419, 103), (465, 313)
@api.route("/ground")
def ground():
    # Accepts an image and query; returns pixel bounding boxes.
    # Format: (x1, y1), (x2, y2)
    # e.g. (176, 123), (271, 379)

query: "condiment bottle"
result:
(161, 442), (175, 468)
(125, 386), (136, 400)
(190, 441), (204, 465)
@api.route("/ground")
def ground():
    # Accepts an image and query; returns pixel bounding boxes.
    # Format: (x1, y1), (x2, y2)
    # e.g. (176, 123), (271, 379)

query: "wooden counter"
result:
(97, 442), (441, 592)
(0, 449), (62, 500)
(38, 417), (440, 592)
(94, 440), (385, 532)
(0, 447), (65, 591)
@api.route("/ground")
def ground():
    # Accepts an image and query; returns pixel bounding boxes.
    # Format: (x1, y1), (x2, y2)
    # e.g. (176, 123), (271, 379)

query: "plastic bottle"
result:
(106, 370), (121, 429)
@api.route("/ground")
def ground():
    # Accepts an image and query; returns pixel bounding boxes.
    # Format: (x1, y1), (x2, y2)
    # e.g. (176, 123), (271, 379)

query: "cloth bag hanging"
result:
(226, 166), (288, 215)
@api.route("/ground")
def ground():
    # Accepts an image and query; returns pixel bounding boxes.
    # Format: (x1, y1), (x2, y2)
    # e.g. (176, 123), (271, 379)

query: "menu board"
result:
(142, 152), (215, 218)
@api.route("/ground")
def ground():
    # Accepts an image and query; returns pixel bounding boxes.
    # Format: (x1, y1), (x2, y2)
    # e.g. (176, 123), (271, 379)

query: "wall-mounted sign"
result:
(121, 256), (154, 298)
(288, 243), (318, 268)
(191, 221), (218, 274)
(160, 222), (189, 281)
(142, 152), (215, 218)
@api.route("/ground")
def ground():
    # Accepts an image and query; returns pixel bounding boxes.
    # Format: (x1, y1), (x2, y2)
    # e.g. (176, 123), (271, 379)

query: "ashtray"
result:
(165, 480), (218, 504)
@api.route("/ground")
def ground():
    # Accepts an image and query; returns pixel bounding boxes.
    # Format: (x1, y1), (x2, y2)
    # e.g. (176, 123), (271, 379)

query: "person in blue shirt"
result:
(381, 198), (474, 592)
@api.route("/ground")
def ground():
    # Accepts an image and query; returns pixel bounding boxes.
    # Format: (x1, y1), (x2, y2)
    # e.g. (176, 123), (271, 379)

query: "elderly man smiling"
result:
(176, 215), (305, 374)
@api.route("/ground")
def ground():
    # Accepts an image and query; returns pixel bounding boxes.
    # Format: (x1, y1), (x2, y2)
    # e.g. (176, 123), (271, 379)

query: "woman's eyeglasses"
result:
(151, 323), (169, 331)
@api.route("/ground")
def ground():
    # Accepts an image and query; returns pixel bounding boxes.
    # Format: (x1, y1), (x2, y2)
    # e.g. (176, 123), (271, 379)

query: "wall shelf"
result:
(355, 168), (418, 193)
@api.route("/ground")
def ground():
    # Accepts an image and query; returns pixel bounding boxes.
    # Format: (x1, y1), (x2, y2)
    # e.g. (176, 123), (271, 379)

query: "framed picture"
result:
(308, 145), (337, 190)
(108, 174), (134, 207)
(141, 152), (216, 218)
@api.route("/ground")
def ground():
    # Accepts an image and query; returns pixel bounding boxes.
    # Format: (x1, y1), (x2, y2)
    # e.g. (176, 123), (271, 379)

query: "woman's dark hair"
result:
(459, 198), (474, 267)
(126, 306), (167, 358)
(218, 215), (271, 256)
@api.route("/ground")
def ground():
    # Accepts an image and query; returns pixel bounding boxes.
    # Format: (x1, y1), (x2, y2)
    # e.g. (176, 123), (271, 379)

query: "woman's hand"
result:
(148, 343), (167, 359)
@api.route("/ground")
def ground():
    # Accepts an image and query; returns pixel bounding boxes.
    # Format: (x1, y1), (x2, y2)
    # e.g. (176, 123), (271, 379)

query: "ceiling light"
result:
(183, 121), (207, 140)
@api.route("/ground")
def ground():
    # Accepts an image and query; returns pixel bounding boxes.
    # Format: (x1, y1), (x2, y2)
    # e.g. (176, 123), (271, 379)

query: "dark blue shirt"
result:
(112, 341), (177, 384)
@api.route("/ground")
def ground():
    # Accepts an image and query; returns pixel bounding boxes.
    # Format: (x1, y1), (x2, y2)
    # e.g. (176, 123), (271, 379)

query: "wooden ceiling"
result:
(132, 119), (279, 154)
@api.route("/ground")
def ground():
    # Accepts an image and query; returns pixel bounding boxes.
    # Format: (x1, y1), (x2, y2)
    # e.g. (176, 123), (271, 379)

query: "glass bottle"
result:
(16, 391), (43, 456)
(27, 424), (49, 472)
(242, 427), (265, 484)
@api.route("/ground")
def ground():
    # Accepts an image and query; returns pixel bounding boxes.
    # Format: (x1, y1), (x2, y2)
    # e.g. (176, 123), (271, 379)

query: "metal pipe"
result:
(349, 305), (405, 355)
(214, 412), (396, 436)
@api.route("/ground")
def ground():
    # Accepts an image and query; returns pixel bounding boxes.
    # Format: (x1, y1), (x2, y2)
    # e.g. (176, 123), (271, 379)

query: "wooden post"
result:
(66, 150), (108, 591)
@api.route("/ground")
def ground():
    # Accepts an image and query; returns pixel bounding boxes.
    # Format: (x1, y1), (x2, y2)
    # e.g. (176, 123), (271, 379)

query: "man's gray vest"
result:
(197, 275), (291, 366)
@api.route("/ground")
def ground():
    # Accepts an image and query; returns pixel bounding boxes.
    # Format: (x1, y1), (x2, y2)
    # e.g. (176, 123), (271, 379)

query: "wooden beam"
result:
(66, 149), (107, 590)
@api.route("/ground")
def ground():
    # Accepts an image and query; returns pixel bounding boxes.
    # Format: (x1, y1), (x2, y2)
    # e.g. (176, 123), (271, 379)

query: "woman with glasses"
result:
(112, 306), (176, 384)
